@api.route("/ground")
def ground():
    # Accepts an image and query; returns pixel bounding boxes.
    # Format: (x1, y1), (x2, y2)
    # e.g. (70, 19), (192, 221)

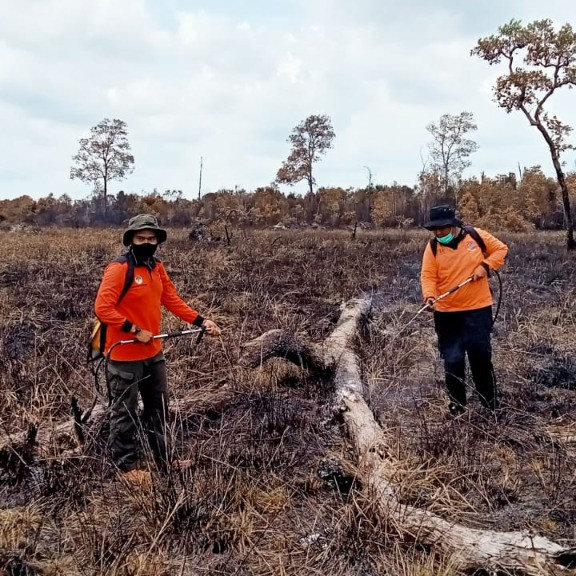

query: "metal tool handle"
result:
(114, 327), (205, 346)
(417, 276), (473, 314)
(434, 276), (473, 302)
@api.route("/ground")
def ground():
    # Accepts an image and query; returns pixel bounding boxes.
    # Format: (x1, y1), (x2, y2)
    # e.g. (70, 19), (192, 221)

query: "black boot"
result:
(448, 402), (466, 417)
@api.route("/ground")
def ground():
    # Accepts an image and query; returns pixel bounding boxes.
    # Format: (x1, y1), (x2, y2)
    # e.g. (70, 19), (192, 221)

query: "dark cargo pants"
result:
(433, 306), (497, 409)
(107, 352), (169, 472)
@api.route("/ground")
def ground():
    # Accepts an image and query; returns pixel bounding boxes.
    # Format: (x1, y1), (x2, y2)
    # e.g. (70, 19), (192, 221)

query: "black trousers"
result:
(107, 352), (169, 472)
(433, 306), (496, 409)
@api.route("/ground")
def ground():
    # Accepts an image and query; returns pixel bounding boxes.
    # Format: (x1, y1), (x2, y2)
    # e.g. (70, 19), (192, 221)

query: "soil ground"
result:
(0, 227), (575, 575)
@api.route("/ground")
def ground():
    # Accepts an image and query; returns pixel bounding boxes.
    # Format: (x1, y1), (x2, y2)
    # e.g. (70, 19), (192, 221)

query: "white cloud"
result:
(276, 52), (302, 84)
(0, 0), (574, 200)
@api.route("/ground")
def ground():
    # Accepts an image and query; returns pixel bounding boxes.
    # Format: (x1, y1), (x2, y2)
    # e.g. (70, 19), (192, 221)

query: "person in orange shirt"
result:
(420, 205), (508, 416)
(95, 214), (221, 481)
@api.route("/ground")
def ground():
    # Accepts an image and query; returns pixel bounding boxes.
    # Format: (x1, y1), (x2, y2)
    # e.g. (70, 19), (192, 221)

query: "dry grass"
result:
(1, 227), (576, 574)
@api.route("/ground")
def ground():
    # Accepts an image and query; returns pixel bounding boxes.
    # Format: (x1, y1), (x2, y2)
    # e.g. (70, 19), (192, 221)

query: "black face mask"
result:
(131, 243), (157, 263)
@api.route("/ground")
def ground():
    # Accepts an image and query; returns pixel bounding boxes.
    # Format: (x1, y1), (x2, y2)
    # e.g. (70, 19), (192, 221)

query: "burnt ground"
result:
(0, 227), (575, 575)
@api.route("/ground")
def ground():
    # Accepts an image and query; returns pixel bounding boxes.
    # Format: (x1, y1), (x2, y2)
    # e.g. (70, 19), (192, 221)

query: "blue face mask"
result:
(437, 232), (454, 245)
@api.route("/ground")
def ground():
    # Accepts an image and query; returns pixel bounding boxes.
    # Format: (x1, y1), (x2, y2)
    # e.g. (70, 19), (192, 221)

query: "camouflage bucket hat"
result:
(122, 214), (167, 246)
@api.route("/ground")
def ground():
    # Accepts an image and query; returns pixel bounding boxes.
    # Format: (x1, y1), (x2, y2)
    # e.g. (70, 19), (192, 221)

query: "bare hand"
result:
(424, 297), (436, 312)
(203, 319), (221, 337)
(135, 329), (154, 344)
(472, 265), (488, 281)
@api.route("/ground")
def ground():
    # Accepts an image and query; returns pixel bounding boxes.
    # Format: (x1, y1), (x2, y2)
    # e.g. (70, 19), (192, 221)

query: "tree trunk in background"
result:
(553, 163), (576, 250)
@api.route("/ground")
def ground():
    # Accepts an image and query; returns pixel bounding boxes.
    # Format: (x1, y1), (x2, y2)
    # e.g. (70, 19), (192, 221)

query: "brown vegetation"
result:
(1, 166), (576, 236)
(1, 227), (576, 575)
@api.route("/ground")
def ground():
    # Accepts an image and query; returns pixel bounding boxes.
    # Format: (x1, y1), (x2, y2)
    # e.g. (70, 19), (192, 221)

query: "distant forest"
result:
(1, 166), (574, 233)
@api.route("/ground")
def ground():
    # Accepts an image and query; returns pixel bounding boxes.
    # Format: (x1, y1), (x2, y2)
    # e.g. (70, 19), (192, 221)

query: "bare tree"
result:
(70, 118), (135, 217)
(472, 19), (576, 250)
(426, 112), (479, 203)
(276, 115), (335, 195)
(363, 166), (374, 189)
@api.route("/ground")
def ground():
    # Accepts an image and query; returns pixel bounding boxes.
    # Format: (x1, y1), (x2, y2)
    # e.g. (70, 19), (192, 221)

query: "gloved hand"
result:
(424, 297), (436, 312)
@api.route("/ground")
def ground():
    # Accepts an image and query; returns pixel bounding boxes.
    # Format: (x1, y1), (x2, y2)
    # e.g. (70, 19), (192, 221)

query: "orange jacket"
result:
(94, 258), (204, 361)
(420, 228), (508, 312)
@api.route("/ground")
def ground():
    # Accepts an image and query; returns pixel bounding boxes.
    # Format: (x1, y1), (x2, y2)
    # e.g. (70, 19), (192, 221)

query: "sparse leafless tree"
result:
(276, 114), (335, 195)
(426, 111), (479, 204)
(70, 118), (135, 217)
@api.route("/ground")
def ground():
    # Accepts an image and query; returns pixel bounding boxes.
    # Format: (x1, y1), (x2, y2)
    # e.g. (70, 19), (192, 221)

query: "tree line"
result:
(1, 165), (574, 233)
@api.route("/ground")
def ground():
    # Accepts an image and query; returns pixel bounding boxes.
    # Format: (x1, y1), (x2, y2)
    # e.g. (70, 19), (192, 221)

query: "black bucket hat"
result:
(423, 205), (462, 230)
(122, 214), (167, 246)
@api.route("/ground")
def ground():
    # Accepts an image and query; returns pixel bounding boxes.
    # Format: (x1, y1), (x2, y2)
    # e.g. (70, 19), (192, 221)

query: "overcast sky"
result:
(1, 0), (575, 201)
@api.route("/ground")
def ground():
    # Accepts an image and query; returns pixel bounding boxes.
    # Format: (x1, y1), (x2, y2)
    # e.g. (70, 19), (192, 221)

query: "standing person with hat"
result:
(95, 214), (221, 482)
(420, 205), (508, 416)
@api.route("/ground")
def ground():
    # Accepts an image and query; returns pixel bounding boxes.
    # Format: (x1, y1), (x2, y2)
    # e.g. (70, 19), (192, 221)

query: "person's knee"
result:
(464, 330), (492, 354)
(467, 346), (492, 365)
(440, 341), (465, 365)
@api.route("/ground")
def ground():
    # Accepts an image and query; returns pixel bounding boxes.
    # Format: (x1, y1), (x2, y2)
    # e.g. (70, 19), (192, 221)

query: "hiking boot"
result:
(448, 402), (466, 417)
(119, 468), (152, 486)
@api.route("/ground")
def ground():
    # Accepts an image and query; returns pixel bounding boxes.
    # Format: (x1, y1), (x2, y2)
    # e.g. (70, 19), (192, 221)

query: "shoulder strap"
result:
(429, 226), (487, 258)
(114, 252), (135, 305)
(429, 237), (438, 257)
(88, 253), (135, 376)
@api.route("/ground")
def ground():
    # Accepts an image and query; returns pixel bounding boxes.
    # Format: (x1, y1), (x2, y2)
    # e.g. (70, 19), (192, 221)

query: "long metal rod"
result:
(415, 276), (473, 315)
(101, 327), (206, 405)
(386, 276), (475, 346)
(114, 327), (205, 346)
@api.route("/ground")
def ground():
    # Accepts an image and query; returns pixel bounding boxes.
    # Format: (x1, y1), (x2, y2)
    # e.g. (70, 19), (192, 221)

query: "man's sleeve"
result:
(94, 262), (130, 328)
(478, 229), (508, 271)
(420, 243), (438, 302)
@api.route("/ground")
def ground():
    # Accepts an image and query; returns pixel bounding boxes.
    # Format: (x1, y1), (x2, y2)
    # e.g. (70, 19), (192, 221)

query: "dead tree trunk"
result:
(242, 296), (576, 575)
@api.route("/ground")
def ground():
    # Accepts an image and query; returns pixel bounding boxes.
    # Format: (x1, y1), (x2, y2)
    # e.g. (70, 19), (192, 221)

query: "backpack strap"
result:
(429, 226), (487, 258)
(114, 252), (135, 305)
(429, 237), (438, 257)
(463, 226), (487, 257)
(93, 253), (135, 362)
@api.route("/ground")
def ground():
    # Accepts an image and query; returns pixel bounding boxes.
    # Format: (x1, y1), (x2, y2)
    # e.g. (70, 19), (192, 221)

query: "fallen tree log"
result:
(242, 296), (576, 575)
(339, 386), (575, 574)
(242, 297), (370, 395)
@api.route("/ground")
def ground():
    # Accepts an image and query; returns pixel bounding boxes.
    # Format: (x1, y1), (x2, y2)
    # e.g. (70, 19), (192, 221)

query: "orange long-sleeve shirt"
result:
(420, 228), (508, 312)
(94, 258), (203, 361)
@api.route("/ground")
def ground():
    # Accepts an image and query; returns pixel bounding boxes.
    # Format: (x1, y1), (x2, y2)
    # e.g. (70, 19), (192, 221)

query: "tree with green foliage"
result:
(276, 115), (335, 195)
(70, 118), (135, 217)
(426, 112), (479, 202)
(472, 19), (576, 250)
